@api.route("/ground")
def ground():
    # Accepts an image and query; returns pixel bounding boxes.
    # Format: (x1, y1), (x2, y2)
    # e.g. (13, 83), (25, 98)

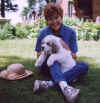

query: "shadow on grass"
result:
(77, 56), (100, 103)
(0, 55), (100, 103)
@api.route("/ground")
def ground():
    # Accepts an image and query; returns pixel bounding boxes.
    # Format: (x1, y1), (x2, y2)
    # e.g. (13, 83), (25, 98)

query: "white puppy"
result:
(35, 35), (76, 73)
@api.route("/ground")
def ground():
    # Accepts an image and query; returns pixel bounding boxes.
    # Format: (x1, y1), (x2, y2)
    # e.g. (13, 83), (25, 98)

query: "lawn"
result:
(0, 39), (100, 103)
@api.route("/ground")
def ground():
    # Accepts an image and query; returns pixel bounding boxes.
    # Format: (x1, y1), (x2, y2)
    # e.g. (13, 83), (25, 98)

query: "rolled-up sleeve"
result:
(35, 32), (43, 52)
(69, 30), (78, 53)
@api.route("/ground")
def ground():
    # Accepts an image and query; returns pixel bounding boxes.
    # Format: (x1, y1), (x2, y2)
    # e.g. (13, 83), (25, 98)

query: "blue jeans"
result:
(39, 61), (89, 84)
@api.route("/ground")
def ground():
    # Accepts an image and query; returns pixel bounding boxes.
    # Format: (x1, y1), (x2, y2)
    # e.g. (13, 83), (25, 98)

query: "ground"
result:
(0, 39), (100, 103)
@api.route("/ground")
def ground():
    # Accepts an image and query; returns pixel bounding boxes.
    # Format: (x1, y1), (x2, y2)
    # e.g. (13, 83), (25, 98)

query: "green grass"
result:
(0, 39), (100, 103)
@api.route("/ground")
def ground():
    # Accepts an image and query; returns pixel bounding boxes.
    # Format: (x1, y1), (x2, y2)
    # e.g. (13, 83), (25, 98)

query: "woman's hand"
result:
(37, 52), (41, 58)
(71, 53), (77, 61)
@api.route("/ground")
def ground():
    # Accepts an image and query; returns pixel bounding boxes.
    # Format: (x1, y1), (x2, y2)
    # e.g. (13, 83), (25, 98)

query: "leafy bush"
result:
(1, 17), (100, 41)
(63, 17), (84, 27)
(94, 24), (100, 40)
(27, 18), (46, 39)
(77, 22), (100, 40)
(39, 18), (47, 28)
(63, 17), (100, 41)
(15, 24), (32, 38)
(0, 23), (15, 40)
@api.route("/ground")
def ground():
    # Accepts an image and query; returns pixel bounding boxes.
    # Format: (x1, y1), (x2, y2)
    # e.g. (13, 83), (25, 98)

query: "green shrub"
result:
(0, 23), (14, 40)
(63, 17), (100, 41)
(27, 18), (47, 39)
(94, 24), (100, 41)
(1, 17), (100, 40)
(77, 22), (100, 41)
(15, 24), (32, 38)
(39, 18), (47, 28)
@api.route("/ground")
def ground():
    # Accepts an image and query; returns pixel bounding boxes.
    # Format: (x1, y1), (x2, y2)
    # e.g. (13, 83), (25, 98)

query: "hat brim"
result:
(0, 70), (33, 81)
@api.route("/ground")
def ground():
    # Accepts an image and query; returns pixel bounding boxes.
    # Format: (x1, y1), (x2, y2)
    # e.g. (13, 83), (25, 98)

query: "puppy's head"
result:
(41, 35), (60, 55)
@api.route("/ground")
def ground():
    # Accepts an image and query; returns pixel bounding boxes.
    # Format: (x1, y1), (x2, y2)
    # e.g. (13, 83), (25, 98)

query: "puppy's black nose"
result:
(41, 47), (44, 51)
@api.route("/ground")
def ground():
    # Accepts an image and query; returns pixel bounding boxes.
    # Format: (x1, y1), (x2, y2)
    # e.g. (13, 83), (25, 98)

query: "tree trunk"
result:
(1, 0), (5, 17)
(45, 0), (49, 3)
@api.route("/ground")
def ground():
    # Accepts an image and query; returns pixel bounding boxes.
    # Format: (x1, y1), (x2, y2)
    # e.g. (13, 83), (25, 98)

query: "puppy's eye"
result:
(47, 42), (51, 46)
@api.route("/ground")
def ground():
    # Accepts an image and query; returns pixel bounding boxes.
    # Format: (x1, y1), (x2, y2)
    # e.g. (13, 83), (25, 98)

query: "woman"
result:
(34, 3), (88, 103)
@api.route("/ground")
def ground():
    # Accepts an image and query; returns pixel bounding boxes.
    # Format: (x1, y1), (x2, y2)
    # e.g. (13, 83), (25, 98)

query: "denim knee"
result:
(77, 61), (89, 74)
(50, 62), (65, 83)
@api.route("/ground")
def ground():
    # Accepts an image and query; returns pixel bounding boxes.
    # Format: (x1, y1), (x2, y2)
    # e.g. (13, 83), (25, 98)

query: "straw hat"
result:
(0, 63), (33, 80)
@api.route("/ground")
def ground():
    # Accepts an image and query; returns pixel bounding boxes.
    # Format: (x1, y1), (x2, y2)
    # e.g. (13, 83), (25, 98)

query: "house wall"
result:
(92, 0), (100, 21)
(57, 0), (68, 17)
(74, 0), (100, 21)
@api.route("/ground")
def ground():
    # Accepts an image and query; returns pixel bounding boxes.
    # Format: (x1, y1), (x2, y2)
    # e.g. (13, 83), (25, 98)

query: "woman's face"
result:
(47, 16), (62, 33)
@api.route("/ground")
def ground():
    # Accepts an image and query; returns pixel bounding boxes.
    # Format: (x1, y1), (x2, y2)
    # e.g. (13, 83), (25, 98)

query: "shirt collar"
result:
(48, 24), (65, 37)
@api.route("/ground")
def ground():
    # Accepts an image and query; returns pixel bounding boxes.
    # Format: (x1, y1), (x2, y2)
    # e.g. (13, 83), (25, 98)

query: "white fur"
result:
(35, 35), (76, 73)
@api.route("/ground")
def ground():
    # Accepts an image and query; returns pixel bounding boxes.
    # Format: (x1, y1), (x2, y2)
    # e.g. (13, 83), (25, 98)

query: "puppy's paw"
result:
(47, 58), (54, 67)
(35, 61), (42, 67)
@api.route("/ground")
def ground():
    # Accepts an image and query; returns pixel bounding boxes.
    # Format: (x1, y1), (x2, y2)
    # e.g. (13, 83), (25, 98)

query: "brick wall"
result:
(57, 0), (68, 17)
(92, 0), (100, 20)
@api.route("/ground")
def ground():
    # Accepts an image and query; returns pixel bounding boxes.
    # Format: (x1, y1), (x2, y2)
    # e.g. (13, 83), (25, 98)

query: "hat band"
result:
(14, 72), (27, 79)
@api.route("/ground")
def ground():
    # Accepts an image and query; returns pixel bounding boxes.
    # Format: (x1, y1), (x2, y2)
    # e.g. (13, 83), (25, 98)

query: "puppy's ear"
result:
(51, 43), (59, 53)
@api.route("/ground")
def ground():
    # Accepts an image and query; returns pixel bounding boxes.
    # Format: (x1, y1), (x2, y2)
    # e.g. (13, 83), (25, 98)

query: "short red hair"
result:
(44, 3), (63, 20)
